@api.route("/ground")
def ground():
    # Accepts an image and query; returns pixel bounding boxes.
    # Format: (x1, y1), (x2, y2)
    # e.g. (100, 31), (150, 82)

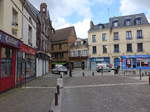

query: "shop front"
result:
(36, 53), (49, 77)
(0, 30), (20, 92)
(16, 43), (36, 85)
(121, 55), (150, 70)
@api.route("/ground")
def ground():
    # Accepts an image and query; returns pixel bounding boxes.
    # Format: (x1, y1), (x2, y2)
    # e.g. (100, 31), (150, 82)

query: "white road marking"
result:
(21, 82), (148, 89)
(64, 82), (148, 89)
(22, 86), (56, 89)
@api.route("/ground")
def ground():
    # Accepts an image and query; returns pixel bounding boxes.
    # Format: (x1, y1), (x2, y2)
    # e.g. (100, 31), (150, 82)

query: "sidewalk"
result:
(0, 73), (58, 112)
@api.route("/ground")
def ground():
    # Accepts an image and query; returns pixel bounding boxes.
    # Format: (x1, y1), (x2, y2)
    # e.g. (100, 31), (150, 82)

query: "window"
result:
(82, 50), (88, 56)
(1, 47), (12, 77)
(92, 35), (96, 43)
(103, 45), (107, 53)
(125, 19), (131, 26)
(113, 21), (119, 27)
(135, 18), (142, 25)
(77, 41), (81, 46)
(12, 8), (18, 26)
(59, 44), (62, 49)
(126, 31), (132, 40)
(92, 46), (97, 54)
(78, 50), (81, 56)
(12, 28), (17, 36)
(114, 32), (119, 40)
(102, 33), (107, 41)
(137, 30), (143, 39)
(29, 17), (32, 24)
(127, 44), (132, 52)
(99, 25), (104, 29)
(114, 44), (119, 53)
(28, 26), (32, 45)
(137, 43), (143, 52)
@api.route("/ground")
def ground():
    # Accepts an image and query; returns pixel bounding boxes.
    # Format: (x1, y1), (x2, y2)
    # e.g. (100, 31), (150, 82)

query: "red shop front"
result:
(16, 43), (36, 84)
(0, 30), (20, 92)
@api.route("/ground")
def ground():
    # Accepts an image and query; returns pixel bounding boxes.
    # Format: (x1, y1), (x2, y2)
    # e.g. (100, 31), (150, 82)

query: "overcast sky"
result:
(29, 0), (150, 39)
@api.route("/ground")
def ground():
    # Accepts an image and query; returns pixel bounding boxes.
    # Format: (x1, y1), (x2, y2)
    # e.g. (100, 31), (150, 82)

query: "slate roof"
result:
(89, 13), (149, 32)
(25, 0), (40, 17)
(52, 26), (77, 42)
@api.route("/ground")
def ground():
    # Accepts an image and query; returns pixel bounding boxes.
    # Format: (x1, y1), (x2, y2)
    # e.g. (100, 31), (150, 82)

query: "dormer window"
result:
(99, 24), (104, 29)
(135, 17), (142, 25)
(113, 21), (119, 27)
(125, 19), (131, 26)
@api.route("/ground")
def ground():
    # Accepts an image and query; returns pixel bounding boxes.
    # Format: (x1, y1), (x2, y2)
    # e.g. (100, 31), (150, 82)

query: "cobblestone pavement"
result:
(62, 75), (150, 112)
(0, 73), (59, 112)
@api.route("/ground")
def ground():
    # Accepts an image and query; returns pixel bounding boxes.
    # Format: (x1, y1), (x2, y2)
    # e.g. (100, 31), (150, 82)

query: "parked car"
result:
(51, 66), (68, 75)
(96, 63), (112, 72)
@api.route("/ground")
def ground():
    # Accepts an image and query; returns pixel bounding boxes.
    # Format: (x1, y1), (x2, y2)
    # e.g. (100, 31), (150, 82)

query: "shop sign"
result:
(137, 58), (143, 61)
(96, 58), (104, 62)
(20, 43), (36, 55)
(0, 32), (20, 48)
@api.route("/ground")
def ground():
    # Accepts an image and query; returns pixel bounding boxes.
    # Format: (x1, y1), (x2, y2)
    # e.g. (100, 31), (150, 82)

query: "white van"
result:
(96, 63), (112, 72)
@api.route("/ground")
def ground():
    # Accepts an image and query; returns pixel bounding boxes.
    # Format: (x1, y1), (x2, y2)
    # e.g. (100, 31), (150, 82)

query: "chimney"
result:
(40, 3), (47, 14)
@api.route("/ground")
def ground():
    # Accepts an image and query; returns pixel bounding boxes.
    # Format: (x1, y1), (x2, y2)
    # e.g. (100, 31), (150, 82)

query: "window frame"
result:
(102, 33), (107, 41)
(114, 32), (119, 40)
(92, 46), (97, 54)
(103, 45), (107, 54)
(137, 30), (143, 39)
(126, 31), (132, 40)
(126, 43), (132, 52)
(137, 43), (143, 52)
(92, 35), (96, 43)
(114, 44), (119, 53)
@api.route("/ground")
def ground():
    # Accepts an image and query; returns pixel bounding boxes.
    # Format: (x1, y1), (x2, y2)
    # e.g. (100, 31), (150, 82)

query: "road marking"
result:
(22, 86), (56, 89)
(64, 82), (148, 89)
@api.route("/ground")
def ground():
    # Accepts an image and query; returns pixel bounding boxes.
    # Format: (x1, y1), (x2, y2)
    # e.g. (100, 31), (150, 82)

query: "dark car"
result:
(51, 66), (68, 75)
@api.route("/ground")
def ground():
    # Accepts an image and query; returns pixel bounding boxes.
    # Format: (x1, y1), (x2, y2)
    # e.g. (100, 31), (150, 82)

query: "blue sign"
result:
(0, 32), (20, 48)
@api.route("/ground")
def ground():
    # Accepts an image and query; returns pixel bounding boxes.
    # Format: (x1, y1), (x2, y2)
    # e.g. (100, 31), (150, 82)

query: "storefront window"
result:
(126, 57), (150, 69)
(17, 51), (25, 81)
(1, 47), (12, 77)
(25, 54), (35, 78)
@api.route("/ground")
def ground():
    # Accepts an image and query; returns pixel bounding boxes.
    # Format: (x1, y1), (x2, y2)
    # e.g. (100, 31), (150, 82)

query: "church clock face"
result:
(42, 8), (46, 12)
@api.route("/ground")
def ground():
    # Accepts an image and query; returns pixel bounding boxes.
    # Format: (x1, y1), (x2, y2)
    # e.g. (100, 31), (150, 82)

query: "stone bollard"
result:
(56, 85), (60, 95)
(57, 78), (63, 88)
(55, 92), (58, 106)
(82, 72), (85, 77)
(92, 72), (94, 76)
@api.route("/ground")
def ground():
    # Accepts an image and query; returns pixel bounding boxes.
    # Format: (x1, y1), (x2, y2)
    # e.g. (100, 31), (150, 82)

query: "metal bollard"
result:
(101, 69), (103, 76)
(139, 69), (142, 80)
(149, 75), (150, 85)
(55, 92), (58, 106)
(82, 72), (85, 77)
(56, 85), (60, 95)
(92, 72), (94, 76)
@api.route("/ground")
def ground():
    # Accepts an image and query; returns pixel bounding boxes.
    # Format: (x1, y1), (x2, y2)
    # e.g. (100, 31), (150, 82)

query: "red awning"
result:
(20, 43), (36, 55)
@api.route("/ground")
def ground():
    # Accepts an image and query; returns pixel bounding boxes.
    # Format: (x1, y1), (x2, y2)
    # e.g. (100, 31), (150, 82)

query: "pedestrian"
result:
(116, 65), (120, 74)
(81, 62), (85, 70)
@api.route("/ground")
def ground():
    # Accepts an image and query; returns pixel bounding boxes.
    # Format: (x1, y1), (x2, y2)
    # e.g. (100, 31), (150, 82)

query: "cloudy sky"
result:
(29, 0), (150, 39)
